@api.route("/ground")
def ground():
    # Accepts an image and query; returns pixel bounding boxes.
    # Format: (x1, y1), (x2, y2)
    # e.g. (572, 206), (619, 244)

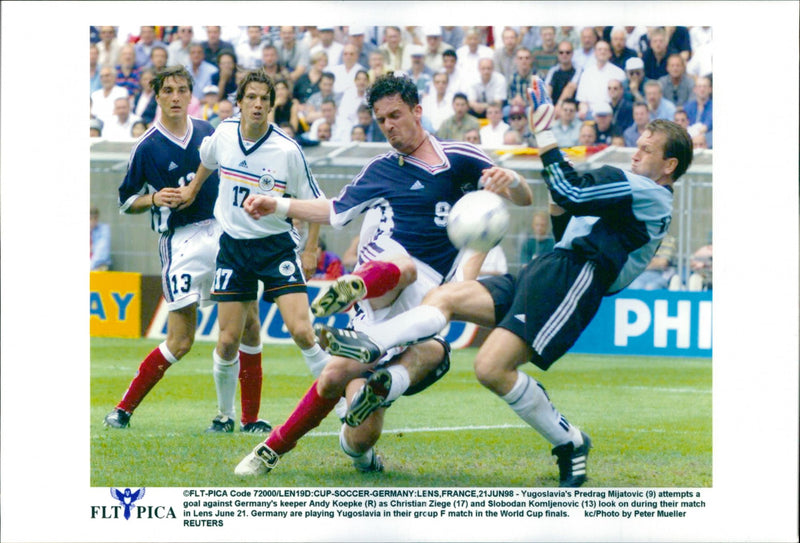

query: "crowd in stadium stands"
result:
(90, 25), (712, 148)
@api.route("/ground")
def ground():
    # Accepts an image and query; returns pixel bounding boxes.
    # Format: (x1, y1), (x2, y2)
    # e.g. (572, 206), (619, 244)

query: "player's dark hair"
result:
(646, 119), (693, 180)
(366, 73), (419, 111)
(235, 69), (276, 106)
(151, 65), (194, 95)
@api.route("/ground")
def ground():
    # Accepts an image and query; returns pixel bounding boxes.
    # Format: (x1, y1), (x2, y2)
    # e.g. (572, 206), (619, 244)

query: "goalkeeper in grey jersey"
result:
(318, 75), (693, 487)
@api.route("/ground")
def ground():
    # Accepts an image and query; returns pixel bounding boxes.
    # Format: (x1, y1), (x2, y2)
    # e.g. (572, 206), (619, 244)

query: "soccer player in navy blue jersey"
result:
(233, 73), (532, 477)
(315, 76), (694, 487)
(105, 66), (268, 433)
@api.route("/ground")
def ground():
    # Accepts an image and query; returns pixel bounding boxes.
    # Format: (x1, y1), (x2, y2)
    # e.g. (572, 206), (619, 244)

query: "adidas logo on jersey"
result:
(410, 180), (425, 190)
(239, 160), (248, 168)
(168, 161), (178, 171)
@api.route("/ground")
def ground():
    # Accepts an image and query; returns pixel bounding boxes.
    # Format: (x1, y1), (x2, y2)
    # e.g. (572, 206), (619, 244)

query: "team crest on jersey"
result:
(258, 173), (276, 192)
(278, 261), (296, 276)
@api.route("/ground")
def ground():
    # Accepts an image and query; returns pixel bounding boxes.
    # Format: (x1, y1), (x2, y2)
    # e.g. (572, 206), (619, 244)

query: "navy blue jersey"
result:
(330, 137), (494, 277)
(118, 117), (219, 232)
(540, 147), (673, 293)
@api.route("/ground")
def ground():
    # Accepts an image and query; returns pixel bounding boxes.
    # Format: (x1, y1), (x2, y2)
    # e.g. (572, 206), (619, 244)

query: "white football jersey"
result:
(200, 118), (325, 239)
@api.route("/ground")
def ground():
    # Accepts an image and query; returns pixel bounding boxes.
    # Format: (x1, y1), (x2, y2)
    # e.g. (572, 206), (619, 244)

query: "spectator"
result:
(420, 71), (454, 132)
(260, 44), (292, 84)
(544, 41), (579, 107)
(356, 103), (386, 142)
(507, 47), (534, 111)
(149, 45), (168, 72)
(623, 101), (650, 147)
(269, 79), (300, 133)
(503, 129), (523, 145)
(115, 44), (141, 97)
(578, 122), (597, 145)
(103, 97), (141, 141)
(608, 26), (637, 70)
(134, 26), (166, 69)
(519, 26), (542, 52)
(211, 99), (234, 128)
(642, 27), (672, 80)
(689, 127), (709, 150)
(315, 121), (332, 142)
(337, 69), (369, 127)
(350, 124), (367, 142)
(379, 26), (405, 71)
(608, 78), (633, 131)
(688, 243), (712, 291)
(460, 128), (479, 145)
(90, 117), (103, 138)
(659, 54), (694, 108)
(625, 26), (648, 55)
(132, 68), (157, 125)
(406, 45), (433, 97)
(575, 40), (626, 120)
(610, 134), (626, 147)
(644, 80), (676, 121)
(366, 50), (388, 84)
(436, 92), (480, 141)
(167, 26), (194, 68)
(519, 211), (554, 263)
(479, 102), (509, 146)
(345, 26), (376, 69)
(276, 26), (310, 82)
(199, 85), (220, 123)
(591, 101), (621, 145)
(422, 26), (451, 73)
(441, 26), (465, 50)
(673, 108), (690, 130)
(441, 49), (466, 96)
(687, 27), (713, 79)
(665, 26), (692, 62)
(683, 75), (713, 135)
(90, 206), (112, 271)
(312, 239), (345, 280)
(186, 43), (218, 99)
(330, 43), (365, 95)
(455, 27), (493, 89)
(210, 50), (239, 103)
(294, 50), (328, 107)
(310, 26), (343, 66)
(623, 57), (647, 105)
(90, 43), (102, 94)
(308, 98), (351, 142)
(552, 98), (581, 147)
(494, 27), (520, 81)
(506, 104), (536, 147)
(97, 26), (122, 67)
(572, 26), (598, 71)
(91, 65), (129, 126)
(236, 26), (267, 70)
(130, 120), (147, 139)
(531, 26), (559, 78)
(202, 25), (235, 67)
(626, 234), (677, 290)
(467, 57), (507, 118)
(556, 26), (581, 52)
(305, 72), (340, 125)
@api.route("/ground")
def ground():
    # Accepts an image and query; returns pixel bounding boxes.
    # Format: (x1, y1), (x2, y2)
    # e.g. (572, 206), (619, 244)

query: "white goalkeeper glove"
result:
(527, 76), (557, 149)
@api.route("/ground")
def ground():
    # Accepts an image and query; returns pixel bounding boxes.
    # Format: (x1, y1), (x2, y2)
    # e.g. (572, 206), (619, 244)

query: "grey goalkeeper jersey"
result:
(540, 148), (674, 293)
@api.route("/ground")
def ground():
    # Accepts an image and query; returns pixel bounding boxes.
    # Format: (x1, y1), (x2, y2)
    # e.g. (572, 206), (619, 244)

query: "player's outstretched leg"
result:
(311, 261), (401, 317)
(339, 427), (384, 472)
(316, 324), (383, 364)
(345, 369), (392, 427)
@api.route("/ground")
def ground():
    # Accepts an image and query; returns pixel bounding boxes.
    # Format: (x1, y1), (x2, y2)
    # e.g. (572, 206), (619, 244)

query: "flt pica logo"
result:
(90, 488), (176, 520)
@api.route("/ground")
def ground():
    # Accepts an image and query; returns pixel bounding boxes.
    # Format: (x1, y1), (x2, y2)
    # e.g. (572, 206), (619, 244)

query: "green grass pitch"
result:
(91, 337), (711, 488)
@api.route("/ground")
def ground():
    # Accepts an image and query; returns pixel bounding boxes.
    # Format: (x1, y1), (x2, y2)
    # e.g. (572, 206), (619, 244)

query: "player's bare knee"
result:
(287, 323), (316, 350)
(166, 335), (194, 360)
(421, 285), (457, 319)
(473, 353), (503, 392)
(317, 360), (352, 398)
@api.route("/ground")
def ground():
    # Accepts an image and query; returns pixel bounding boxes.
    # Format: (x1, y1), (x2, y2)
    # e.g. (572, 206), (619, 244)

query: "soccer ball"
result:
(446, 191), (510, 252)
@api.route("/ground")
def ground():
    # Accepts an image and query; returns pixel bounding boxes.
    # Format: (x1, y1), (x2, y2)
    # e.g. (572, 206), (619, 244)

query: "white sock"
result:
(383, 365), (411, 403)
(366, 305), (448, 351)
(339, 425), (376, 469)
(501, 371), (582, 447)
(301, 343), (331, 377)
(213, 350), (239, 419)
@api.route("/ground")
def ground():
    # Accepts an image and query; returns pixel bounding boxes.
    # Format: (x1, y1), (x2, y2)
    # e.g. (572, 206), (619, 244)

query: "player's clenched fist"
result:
(243, 194), (277, 219)
(527, 76), (555, 134)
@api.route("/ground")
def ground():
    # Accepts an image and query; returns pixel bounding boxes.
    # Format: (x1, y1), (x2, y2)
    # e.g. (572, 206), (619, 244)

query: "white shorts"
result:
(159, 219), (222, 311)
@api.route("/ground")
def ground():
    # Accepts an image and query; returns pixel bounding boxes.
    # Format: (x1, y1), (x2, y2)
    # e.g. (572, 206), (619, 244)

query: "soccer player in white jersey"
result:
(105, 66), (268, 433)
(180, 70), (332, 430)
(316, 77), (694, 487)
(232, 74), (532, 477)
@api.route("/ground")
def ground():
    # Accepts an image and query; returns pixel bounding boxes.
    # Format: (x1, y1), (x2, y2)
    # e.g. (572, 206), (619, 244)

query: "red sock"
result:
(266, 381), (339, 454)
(355, 260), (401, 299)
(117, 347), (170, 413)
(239, 349), (262, 425)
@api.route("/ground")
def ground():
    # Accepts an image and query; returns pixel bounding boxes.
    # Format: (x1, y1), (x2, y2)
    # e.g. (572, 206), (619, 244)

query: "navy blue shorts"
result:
(211, 232), (307, 303)
(479, 250), (608, 370)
